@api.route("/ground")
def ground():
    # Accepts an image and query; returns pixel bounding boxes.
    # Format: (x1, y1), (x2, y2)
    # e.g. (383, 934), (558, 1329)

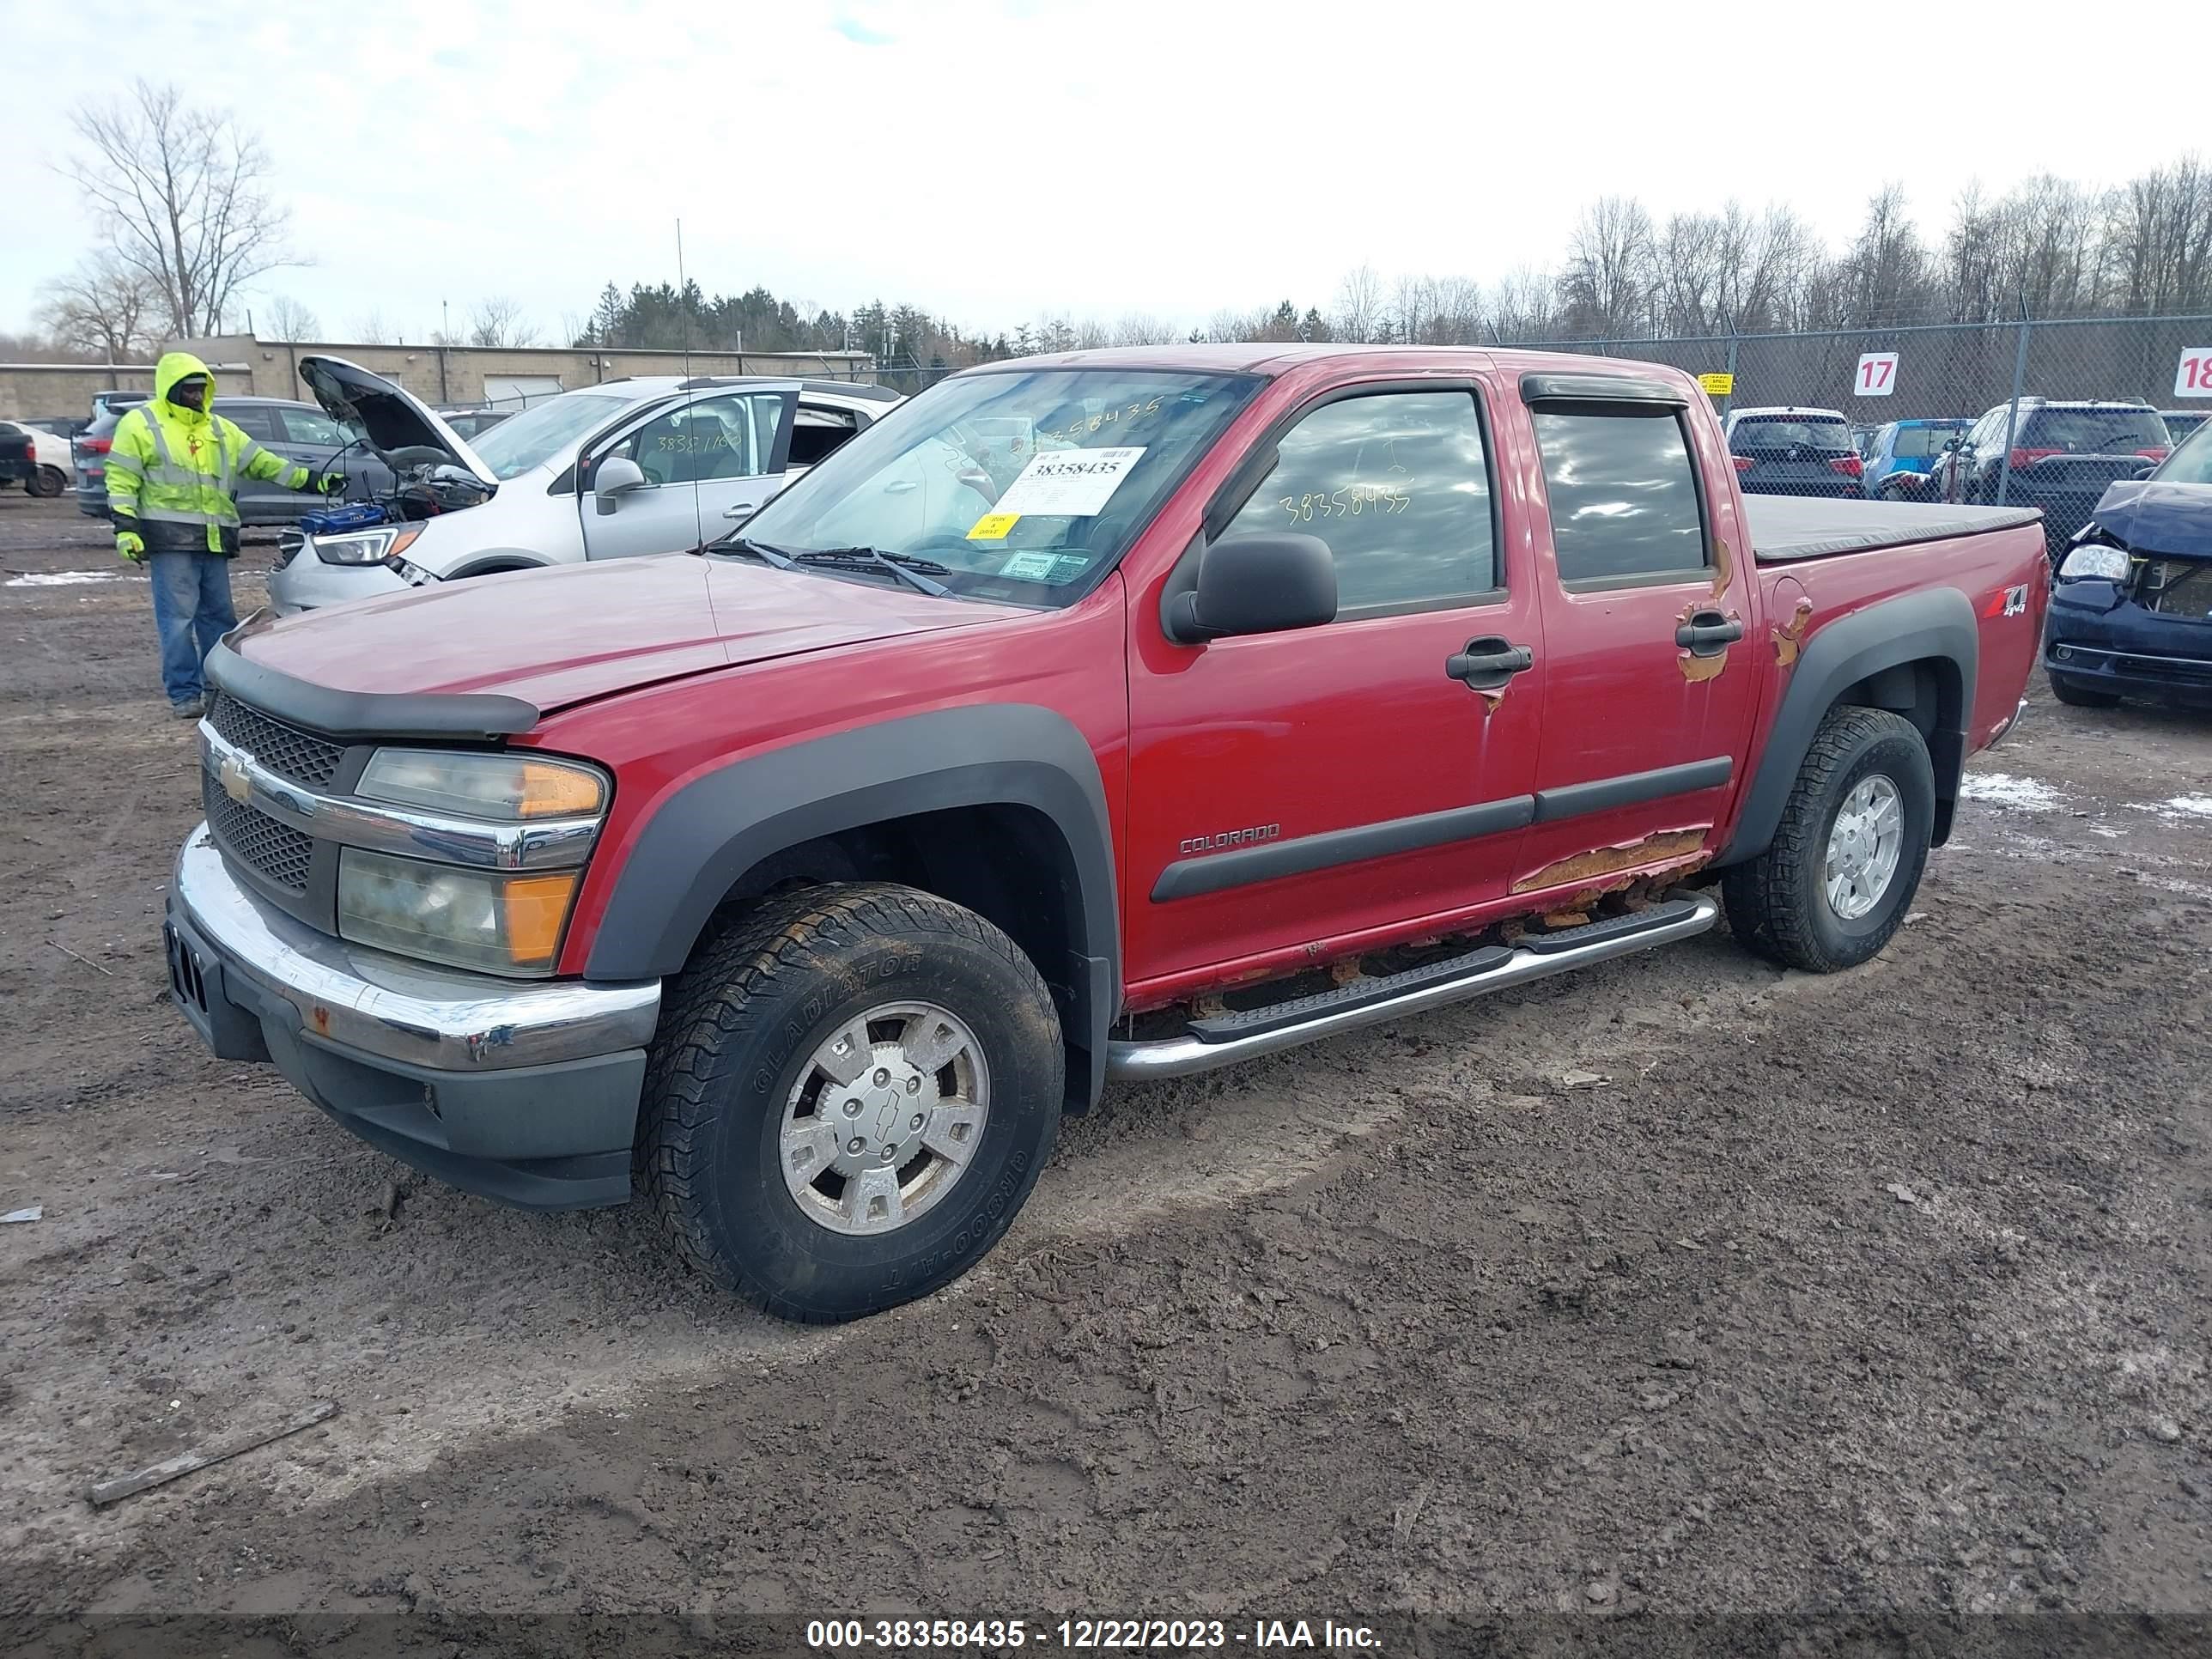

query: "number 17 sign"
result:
(1856, 351), (1899, 398)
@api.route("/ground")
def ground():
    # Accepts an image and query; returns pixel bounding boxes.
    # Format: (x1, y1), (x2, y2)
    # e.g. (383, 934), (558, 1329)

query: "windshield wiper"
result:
(793, 546), (956, 599)
(712, 534), (803, 569)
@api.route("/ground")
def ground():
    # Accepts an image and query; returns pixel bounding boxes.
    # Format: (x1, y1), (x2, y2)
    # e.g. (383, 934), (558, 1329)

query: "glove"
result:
(315, 472), (347, 495)
(115, 530), (145, 562)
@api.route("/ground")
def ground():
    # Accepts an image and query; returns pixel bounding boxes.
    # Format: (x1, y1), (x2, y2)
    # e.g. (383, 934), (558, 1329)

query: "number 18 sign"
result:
(1855, 351), (1899, 398)
(2177, 346), (2212, 398)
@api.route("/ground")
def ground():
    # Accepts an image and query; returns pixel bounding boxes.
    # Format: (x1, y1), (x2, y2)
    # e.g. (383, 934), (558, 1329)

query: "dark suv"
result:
(1723, 407), (1863, 497)
(74, 396), (392, 524)
(1933, 399), (2172, 554)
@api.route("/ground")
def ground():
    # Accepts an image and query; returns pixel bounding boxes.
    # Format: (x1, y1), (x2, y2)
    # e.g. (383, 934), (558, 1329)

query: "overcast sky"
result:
(7, 0), (2205, 345)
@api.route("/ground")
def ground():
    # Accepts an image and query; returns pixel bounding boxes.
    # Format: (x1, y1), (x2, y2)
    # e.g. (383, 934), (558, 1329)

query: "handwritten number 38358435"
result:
(1279, 483), (1409, 523)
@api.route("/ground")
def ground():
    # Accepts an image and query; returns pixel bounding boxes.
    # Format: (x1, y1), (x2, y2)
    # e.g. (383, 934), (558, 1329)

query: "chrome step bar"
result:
(1105, 892), (1721, 1081)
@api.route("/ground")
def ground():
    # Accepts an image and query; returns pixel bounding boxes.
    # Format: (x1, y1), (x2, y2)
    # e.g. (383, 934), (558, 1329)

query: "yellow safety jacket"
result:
(106, 351), (312, 556)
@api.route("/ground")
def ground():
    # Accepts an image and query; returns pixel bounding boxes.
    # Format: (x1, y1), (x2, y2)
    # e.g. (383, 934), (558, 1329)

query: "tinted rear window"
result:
(1731, 417), (1852, 453)
(2019, 408), (2169, 453)
(1893, 425), (1965, 459)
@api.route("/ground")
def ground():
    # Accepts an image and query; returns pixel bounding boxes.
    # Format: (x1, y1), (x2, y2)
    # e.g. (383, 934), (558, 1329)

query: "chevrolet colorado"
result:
(163, 346), (2050, 1322)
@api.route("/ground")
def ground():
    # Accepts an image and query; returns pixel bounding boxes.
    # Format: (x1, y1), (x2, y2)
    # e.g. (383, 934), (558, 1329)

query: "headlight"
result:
(358, 750), (607, 819)
(337, 848), (577, 975)
(2057, 542), (2130, 582)
(314, 525), (423, 566)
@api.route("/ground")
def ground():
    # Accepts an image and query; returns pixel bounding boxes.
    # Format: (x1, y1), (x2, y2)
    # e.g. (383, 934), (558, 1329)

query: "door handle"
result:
(721, 502), (762, 520)
(1445, 636), (1534, 690)
(1674, 610), (1744, 656)
(883, 478), (920, 495)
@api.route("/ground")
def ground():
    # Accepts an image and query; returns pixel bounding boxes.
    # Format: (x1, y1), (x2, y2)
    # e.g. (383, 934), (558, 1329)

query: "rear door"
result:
(1122, 378), (1545, 991)
(1514, 379), (1759, 899)
(578, 387), (798, 560)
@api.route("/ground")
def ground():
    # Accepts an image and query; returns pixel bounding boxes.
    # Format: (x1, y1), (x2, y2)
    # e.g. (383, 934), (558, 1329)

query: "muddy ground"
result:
(3, 492), (2210, 1650)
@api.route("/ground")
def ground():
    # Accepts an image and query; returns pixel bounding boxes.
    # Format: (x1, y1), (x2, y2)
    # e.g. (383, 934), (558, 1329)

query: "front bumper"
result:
(2045, 583), (2212, 708)
(165, 823), (659, 1208)
(266, 544), (417, 614)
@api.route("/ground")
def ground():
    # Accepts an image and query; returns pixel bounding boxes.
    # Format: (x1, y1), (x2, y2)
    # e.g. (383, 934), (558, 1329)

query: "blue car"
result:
(2045, 419), (2212, 709)
(1861, 417), (1972, 500)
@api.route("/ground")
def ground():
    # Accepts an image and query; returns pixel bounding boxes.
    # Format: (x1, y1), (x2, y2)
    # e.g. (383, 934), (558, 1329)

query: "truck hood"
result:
(227, 554), (1023, 714)
(297, 354), (499, 489)
(2090, 478), (2212, 558)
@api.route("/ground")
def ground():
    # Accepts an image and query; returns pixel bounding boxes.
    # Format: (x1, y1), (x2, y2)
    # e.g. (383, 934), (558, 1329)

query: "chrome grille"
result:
(207, 692), (343, 787)
(204, 773), (313, 892)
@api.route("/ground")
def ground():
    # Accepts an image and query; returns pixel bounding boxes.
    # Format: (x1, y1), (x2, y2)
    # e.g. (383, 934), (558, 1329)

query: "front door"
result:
(579, 388), (796, 560)
(1124, 381), (1545, 994)
(1516, 390), (1759, 897)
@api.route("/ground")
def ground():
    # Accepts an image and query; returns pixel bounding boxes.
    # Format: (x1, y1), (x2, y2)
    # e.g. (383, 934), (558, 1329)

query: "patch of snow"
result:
(5, 569), (125, 588)
(2162, 794), (2212, 819)
(1959, 772), (2062, 811)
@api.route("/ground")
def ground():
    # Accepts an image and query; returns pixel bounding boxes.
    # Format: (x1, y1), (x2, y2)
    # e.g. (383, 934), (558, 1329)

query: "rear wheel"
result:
(638, 883), (1062, 1323)
(1723, 707), (1935, 972)
(30, 465), (65, 499)
(2048, 674), (2119, 709)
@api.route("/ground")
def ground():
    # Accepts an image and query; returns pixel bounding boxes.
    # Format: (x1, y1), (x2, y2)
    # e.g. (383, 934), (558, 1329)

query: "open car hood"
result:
(2090, 479), (2212, 560)
(296, 355), (498, 489)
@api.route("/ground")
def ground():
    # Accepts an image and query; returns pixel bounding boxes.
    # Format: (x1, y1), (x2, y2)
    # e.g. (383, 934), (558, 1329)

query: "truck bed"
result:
(1747, 496), (2044, 562)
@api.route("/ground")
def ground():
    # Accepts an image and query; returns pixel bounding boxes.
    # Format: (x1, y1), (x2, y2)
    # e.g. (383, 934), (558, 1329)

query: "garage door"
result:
(481, 375), (563, 410)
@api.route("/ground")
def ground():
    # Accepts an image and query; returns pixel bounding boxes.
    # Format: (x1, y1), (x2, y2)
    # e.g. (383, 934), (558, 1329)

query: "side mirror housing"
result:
(1163, 532), (1337, 644)
(593, 455), (647, 515)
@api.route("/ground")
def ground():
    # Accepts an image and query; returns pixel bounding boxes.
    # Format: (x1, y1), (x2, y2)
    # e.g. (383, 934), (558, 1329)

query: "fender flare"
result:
(581, 704), (1121, 1106)
(1716, 586), (1978, 866)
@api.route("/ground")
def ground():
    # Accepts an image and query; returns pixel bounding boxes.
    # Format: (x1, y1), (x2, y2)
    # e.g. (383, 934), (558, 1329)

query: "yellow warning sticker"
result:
(967, 512), (1020, 541)
(1698, 372), (1735, 396)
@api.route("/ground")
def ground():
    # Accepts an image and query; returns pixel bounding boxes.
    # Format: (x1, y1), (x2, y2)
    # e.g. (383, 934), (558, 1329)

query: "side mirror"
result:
(593, 455), (647, 515)
(1163, 532), (1337, 644)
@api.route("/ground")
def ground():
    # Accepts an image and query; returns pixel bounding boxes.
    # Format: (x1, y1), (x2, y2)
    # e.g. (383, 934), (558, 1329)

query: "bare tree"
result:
(1832, 184), (1935, 327)
(263, 295), (321, 342)
(1109, 313), (1180, 346)
(2104, 157), (2212, 316)
(1557, 197), (1656, 338)
(1333, 264), (1384, 343)
(36, 253), (161, 361)
(1487, 267), (1558, 341)
(353, 310), (397, 345)
(465, 297), (543, 349)
(62, 79), (296, 338)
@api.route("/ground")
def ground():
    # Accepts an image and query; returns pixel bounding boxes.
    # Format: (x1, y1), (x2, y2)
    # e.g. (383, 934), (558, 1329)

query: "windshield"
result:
(1731, 416), (1852, 453)
(2019, 408), (2170, 453)
(467, 392), (632, 480)
(732, 367), (1261, 605)
(2156, 418), (2212, 485)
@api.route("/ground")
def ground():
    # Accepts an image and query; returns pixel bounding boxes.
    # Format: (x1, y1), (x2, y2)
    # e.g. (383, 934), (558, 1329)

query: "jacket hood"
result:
(296, 355), (497, 487)
(154, 351), (214, 408)
(226, 553), (1022, 714)
(2090, 479), (2212, 559)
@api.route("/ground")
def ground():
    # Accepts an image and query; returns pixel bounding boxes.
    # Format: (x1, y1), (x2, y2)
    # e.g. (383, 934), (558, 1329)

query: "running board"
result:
(1105, 893), (1720, 1081)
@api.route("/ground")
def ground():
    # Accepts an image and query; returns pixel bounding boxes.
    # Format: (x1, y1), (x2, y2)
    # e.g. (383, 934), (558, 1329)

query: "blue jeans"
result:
(149, 551), (235, 708)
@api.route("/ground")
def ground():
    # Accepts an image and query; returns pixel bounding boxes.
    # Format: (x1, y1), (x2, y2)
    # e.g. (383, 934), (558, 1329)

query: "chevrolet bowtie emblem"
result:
(219, 753), (252, 804)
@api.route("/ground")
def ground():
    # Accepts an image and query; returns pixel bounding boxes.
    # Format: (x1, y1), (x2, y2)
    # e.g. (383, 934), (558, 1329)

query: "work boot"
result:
(171, 699), (204, 720)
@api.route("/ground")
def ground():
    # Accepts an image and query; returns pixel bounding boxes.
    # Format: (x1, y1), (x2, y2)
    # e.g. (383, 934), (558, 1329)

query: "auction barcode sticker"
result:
(991, 447), (1147, 518)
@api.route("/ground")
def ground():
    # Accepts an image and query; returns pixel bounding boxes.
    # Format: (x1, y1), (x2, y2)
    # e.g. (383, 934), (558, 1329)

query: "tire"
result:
(1723, 707), (1935, 973)
(2048, 673), (2118, 709)
(30, 465), (65, 499)
(637, 882), (1062, 1323)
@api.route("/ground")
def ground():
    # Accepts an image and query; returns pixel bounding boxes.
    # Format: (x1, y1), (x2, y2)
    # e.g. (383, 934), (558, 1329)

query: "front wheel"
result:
(1723, 707), (1935, 972)
(638, 883), (1063, 1322)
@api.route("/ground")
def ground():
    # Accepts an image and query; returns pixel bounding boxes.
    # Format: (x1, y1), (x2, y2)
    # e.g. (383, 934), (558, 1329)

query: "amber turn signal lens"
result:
(501, 872), (579, 966)
(518, 762), (606, 818)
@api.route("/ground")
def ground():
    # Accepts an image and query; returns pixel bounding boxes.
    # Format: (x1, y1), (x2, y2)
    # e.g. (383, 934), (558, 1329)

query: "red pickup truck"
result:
(164, 345), (2049, 1322)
